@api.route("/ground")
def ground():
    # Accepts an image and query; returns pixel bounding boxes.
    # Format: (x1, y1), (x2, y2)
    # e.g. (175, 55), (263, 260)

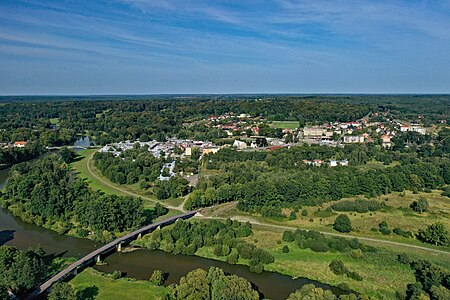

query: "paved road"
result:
(26, 211), (196, 299)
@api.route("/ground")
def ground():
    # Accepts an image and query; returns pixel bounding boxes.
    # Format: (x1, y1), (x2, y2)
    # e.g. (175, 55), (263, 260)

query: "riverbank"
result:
(132, 219), (449, 299)
(71, 147), (450, 298)
(70, 268), (169, 300)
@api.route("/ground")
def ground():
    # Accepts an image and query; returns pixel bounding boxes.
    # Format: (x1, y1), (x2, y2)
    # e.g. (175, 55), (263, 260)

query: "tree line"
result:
(1, 155), (153, 241)
(186, 147), (450, 217)
(136, 218), (274, 273)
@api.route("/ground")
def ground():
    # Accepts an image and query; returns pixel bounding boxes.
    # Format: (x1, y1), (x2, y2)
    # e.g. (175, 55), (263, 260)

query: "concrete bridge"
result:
(26, 211), (197, 299)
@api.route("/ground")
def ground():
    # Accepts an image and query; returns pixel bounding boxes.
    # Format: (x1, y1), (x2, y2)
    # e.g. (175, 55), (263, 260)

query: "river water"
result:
(0, 143), (345, 299)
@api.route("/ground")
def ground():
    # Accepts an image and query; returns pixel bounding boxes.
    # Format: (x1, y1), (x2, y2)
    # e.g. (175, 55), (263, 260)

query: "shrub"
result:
(379, 226), (391, 235)
(112, 270), (125, 279)
(226, 253), (239, 265)
(347, 271), (363, 281)
(331, 199), (383, 213)
(397, 253), (411, 265)
(329, 260), (348, 275)
(301, 209), (308, 216)
(410, 198), (429, 213)
(282, 245), (290, 253)
(311, 241), (330, 252)
(282, 230), (294, 242)
(250, 263), (264, 274)
(333, 214), (352, 233)
(350, 249), (363, 259)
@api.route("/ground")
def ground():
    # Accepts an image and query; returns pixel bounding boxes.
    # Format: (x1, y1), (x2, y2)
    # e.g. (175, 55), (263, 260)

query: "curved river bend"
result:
(0, 149), (345, 299)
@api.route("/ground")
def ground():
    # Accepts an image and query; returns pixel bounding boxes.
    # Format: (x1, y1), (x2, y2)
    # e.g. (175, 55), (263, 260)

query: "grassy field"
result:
(70, 268), (168, 300)
(209, 190), (450, 251)
(72, 149), (164, 209)
(72, 149), (119, 195)
(282, 190), (450, 241)
(246, 226), (448, 299)
(270, 121), (299, 129)
(165, 222), (448, 299)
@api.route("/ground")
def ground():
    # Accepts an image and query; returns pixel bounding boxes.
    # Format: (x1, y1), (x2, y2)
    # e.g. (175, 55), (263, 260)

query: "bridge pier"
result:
(28, 212), (197, 300)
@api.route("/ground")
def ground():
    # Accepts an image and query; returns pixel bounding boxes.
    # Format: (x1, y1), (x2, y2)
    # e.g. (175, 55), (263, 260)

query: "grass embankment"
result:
(72, 149), (184, 210)
(70, 268), (168, 300)
(160, 222), (448, 299)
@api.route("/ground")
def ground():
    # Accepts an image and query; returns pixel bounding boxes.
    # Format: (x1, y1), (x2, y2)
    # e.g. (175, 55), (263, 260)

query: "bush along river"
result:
(0, 153), (346, 300)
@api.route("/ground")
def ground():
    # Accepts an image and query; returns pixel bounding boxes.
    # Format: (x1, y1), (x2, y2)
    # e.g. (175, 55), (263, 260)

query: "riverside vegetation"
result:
(0, 95), (449, 299)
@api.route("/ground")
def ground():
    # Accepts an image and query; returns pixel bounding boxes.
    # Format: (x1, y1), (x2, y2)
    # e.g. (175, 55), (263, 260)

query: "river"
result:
(0, 141), (345, 299)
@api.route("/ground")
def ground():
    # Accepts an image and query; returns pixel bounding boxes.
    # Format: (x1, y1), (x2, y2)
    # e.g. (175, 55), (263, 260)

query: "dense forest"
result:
(0, 155), (161, 241)
(185, 144), (450, 216)
(1, 95), (448, 167)
(0, 245), (47, 298)
(1, 95), (447, 149)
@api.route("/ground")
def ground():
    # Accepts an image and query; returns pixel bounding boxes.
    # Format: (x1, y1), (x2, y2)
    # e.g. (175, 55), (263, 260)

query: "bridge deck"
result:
(27, 211), (196, 299)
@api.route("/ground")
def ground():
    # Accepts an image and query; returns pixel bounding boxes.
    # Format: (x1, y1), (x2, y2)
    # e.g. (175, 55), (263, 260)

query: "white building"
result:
(233, 140), (247, 149)
(343, 135), (365, 144)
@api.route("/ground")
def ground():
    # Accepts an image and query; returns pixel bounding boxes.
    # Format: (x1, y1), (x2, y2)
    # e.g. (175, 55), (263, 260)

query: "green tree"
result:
(417, 223), (450, 246)
(48, 282), (77, 300)
(289, 211), (297, 220)
(333, 214), (352, 233)
(210, 274), (259, 300)
(0, 286), (8, 300)
(288, 284), (337, 300)
(59, 147), (76, 163)
(429, 285), (450, 300)
(410, 198), (430, 213)
(149, 269), (164, 286)
(140, 133), (150, 142)
(174, 268), (209, 300)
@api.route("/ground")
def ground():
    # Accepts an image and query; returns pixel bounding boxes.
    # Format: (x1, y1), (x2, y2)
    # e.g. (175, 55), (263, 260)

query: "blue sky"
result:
(0, 0), (449, 94)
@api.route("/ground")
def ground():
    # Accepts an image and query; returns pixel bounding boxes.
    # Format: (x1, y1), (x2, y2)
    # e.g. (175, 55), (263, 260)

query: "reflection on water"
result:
(0, 156), (345, 299)
(0, 207), (99, 258)
(0, 167), (8, 190)
(74, 137), (93, 148)
(95, 249), (346, 300)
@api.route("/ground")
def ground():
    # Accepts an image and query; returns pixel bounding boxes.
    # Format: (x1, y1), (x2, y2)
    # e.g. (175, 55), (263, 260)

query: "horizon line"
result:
(1, 92), (450, 97)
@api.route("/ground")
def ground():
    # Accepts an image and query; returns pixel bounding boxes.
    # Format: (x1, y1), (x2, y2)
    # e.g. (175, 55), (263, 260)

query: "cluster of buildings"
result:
(99, 138), (220, 159)
(206, 113), (264, 136)
(0, 141), (28, 149)
(300, 118), (427, 148)
(302, 159), (349, 167)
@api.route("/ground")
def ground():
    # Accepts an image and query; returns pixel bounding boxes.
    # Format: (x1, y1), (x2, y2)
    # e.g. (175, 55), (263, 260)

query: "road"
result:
(83, 150), (449, 256)
(26, 211), (196, 299)
(85, 151), (185, 212)
(222, 216), (450, 256)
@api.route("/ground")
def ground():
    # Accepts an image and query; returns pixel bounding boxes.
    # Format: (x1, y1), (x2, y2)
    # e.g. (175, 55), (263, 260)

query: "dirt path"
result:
(85, 151), (184, 212)
(198, 215), (450, 256)
(85, 151), (449, 256)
